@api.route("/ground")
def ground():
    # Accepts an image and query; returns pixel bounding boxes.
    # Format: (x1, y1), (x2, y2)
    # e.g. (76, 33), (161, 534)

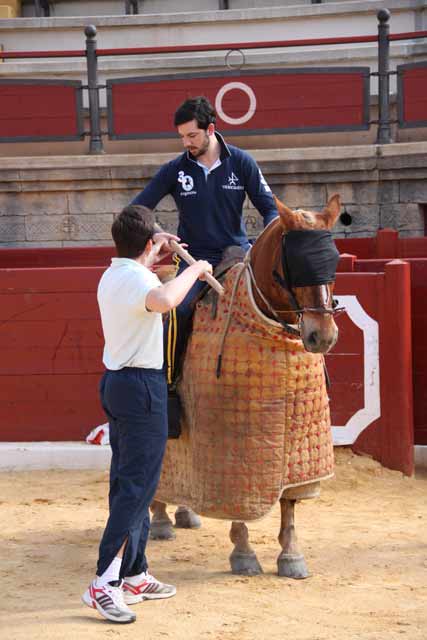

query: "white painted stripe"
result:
(331, 295), (381, 445)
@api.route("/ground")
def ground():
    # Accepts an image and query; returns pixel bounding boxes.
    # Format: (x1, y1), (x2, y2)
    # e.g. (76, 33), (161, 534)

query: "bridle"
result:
(245, 230), (345, 337)
(215, 227), (345, 379)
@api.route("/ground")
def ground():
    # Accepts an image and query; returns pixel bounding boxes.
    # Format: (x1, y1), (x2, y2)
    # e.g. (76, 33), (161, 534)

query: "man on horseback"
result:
(131, 96), (278, 388)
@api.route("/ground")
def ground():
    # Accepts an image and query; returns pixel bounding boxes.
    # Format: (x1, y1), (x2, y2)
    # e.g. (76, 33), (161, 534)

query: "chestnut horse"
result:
(151, 194), (342, 578)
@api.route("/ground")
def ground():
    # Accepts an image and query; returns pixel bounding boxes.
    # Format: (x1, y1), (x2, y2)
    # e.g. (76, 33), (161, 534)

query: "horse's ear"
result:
(274, 195), (297, 230)
(323, 194), (341, 228)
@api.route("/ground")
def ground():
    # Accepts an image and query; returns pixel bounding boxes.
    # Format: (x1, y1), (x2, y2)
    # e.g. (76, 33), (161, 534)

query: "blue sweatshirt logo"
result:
(177, 170), (194, 192)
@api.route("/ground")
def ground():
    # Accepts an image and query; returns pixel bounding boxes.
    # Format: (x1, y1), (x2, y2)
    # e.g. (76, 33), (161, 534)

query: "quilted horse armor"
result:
(156, 262), (334, 521)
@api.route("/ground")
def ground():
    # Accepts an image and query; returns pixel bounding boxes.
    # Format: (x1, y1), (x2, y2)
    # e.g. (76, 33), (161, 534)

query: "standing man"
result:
(132, 96), (278, 387)
(82, 205), (212, 624)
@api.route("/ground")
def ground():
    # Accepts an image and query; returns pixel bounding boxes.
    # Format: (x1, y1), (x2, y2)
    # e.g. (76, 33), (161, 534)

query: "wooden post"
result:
(381, 259), (414, 474)
(337, 253), (356, 272)
(376, 228), (399, 259)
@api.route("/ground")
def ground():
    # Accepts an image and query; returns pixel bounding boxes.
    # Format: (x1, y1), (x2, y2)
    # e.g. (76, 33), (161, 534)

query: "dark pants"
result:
(97, 367), (168, 579)
(164, 262), (207, 387)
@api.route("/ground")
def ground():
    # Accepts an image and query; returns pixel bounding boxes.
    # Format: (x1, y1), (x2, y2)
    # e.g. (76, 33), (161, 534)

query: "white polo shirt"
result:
(97, 258), (163, 370)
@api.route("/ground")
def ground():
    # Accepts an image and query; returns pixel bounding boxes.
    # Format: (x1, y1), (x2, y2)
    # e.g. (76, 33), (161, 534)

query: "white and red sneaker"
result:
(82, 579), (136, 623)
(122, 572), (176, 604)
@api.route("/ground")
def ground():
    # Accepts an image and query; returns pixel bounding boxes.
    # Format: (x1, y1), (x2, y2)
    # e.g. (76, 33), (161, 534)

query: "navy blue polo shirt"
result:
(132, 133), (278, 266)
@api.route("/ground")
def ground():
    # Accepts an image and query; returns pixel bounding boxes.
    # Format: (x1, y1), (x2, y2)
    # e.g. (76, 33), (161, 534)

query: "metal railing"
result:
(1, 10), (426, 152)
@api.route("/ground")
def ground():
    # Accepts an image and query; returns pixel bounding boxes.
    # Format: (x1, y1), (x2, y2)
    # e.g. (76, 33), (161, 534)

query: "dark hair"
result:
(111, 205), (155, 259)
(174, 96), (216, 130)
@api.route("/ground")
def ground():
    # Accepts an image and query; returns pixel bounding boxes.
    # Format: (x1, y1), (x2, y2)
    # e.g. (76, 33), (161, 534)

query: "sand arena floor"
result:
(0, 447), (426, 640)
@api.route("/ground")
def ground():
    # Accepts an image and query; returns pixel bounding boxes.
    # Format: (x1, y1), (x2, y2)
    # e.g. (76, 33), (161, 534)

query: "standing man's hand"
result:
(147, 237), (173, 266)
(152, 231), (180, 248)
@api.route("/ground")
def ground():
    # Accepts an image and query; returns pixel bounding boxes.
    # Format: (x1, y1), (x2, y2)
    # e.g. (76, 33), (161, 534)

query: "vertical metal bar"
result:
(219, 0), (229, 9)
(35, 1), (50, 16)
(85, 25), (104, 154)
(376, 8), (392, 144)
(125, 1), (139, 13)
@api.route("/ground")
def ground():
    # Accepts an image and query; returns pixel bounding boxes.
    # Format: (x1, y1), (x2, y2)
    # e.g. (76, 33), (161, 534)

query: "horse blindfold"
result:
(282, 230), (340, 288)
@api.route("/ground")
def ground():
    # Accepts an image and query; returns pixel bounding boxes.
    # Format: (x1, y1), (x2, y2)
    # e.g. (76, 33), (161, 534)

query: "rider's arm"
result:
(242, 154), (278, 227)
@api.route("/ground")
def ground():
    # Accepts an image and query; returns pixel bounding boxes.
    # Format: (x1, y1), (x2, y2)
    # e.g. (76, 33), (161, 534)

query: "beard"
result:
(189, 133), (210, 158)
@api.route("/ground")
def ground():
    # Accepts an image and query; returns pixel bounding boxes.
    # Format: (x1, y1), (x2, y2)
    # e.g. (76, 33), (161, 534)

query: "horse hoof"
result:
(174, 508), (201, 529)
(277, 554), (309, 579)
(230, 551), (263, 576)
(150, 521), (176, 541)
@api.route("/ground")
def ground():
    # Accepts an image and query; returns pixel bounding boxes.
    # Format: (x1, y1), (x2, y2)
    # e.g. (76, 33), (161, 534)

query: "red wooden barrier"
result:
(0, 267), (105, 441)
(337, 229), (427, 451)
(397, 62), (427, 128)
(336, 229), (427, 260)
(342, 257), (427, 449)
(0, 80), (84, 141)
(0, 246), (114, 268)
(0, 250), (415, 476)
(107, 68), (369, 139)
(328, 261), (414, 475)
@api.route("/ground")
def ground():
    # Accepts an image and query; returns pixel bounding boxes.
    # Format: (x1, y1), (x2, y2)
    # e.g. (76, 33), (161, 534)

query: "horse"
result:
(151, 194), (342, 578)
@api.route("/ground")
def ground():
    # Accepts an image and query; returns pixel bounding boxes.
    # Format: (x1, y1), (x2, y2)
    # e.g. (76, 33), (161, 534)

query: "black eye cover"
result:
(282, 230), (340, 288)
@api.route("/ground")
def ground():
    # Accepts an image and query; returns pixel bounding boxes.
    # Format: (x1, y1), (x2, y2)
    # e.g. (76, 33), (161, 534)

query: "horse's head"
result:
(250, 194), (342, 354)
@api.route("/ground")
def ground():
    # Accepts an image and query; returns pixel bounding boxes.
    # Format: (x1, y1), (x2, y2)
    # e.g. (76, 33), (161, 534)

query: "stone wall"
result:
(0, 141), (425, 247)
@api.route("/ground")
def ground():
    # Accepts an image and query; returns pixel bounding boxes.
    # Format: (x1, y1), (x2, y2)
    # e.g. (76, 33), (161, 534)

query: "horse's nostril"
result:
(308, 331), (318, 346)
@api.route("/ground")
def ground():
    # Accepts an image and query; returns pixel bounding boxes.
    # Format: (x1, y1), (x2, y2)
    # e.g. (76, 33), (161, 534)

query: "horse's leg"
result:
(174, 506), (202, 529)
(277, 498), (309, 579)
(150, 500), (176, 540)
(229, 521), (263, 576)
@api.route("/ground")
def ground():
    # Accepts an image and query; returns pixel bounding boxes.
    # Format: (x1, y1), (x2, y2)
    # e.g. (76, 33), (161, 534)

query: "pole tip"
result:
(377, 9), (391, 23)
(85, 24), (97, 38)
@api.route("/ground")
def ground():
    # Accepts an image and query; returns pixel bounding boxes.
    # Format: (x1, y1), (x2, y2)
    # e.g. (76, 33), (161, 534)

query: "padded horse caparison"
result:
(156, 263), (334, 520)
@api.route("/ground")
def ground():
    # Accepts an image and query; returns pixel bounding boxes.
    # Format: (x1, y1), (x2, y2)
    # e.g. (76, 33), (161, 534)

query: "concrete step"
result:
(0, 441), (111, 470)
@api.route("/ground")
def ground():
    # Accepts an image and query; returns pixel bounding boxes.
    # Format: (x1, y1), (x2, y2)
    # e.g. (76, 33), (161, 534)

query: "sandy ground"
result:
(0, 447), (426, 640)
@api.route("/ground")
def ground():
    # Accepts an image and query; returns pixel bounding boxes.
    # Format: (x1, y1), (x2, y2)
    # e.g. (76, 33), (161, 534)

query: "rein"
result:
(245, 258), (301, 337)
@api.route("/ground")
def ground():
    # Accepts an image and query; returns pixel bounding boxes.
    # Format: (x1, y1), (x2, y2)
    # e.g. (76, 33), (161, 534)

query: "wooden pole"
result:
(153, 225), (225, 296)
